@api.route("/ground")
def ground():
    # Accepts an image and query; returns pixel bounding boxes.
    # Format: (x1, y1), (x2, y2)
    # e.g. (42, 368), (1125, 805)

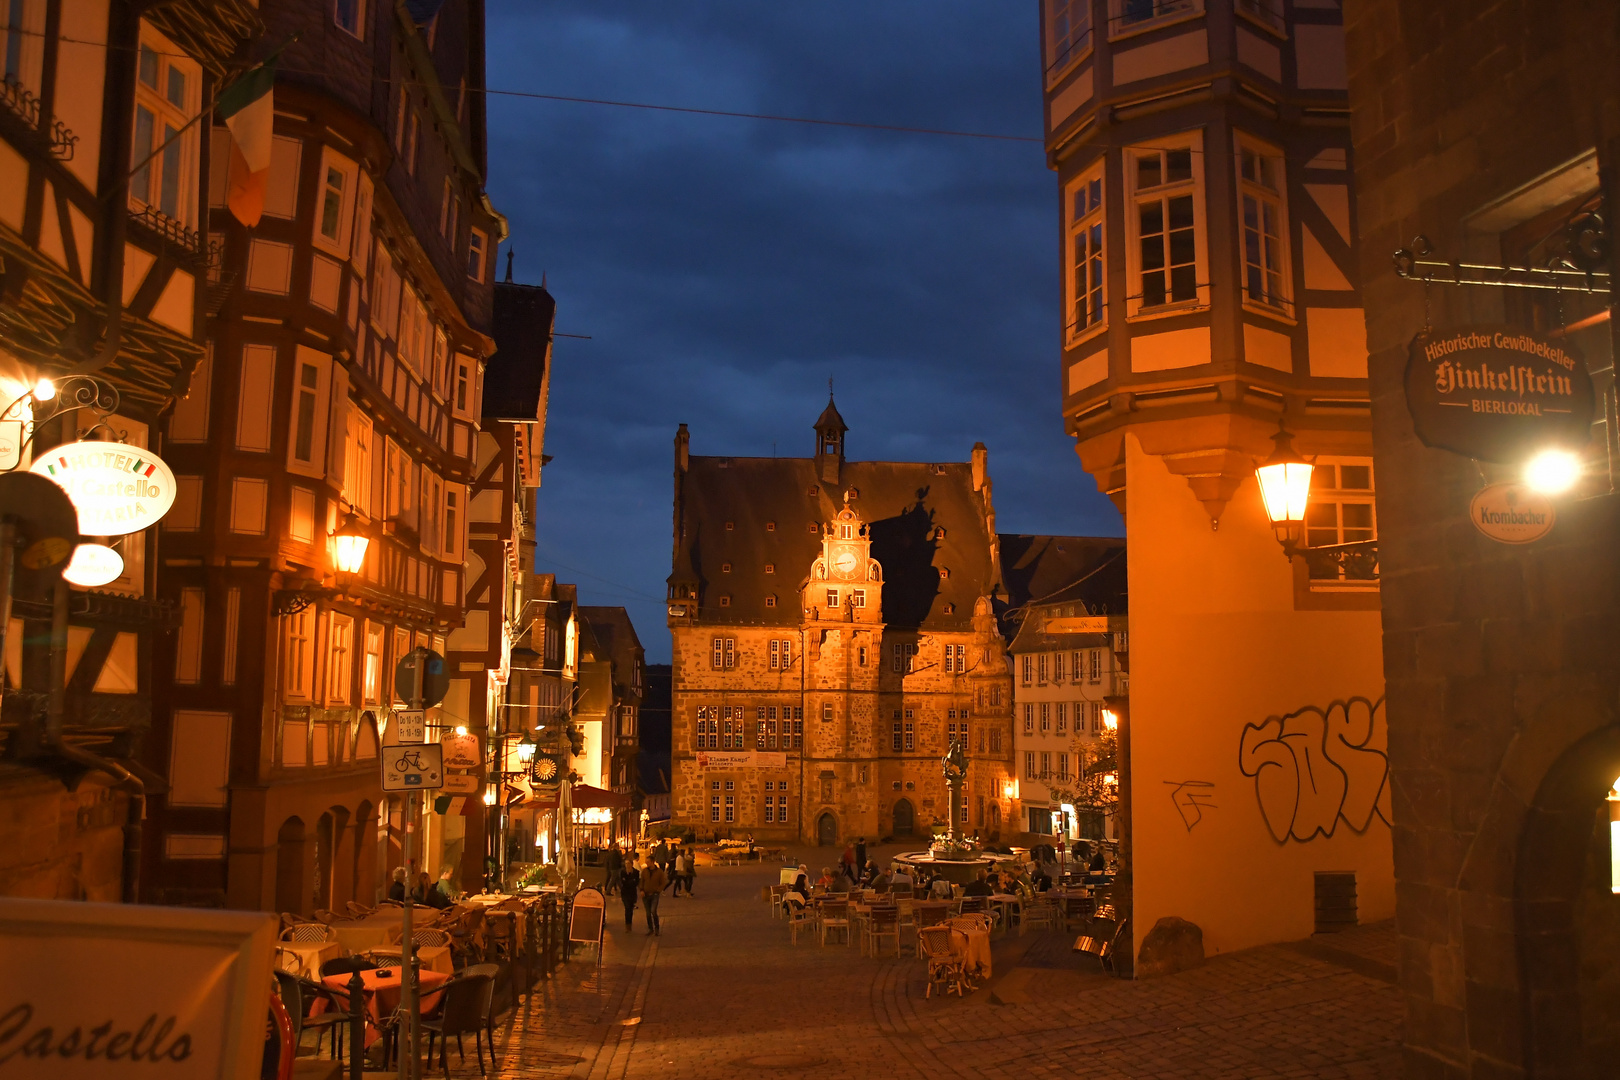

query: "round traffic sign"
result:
(394, 646), (449, 707)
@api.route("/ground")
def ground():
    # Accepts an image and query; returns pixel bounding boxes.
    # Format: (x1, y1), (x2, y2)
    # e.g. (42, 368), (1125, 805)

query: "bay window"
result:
(1238, 137), (1290, 313)
(1069, 168), (1105, 338)
(1045, 0), (1092, 81)
(1127, 140), (1207, 315)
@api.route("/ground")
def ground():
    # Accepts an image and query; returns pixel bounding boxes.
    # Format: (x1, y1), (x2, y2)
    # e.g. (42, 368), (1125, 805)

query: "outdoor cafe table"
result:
(363, 943), (454, 974)
(320, 966), (451, 1048)
(989, 893), (1021, 927)
(275, 940), (340, 979)
(332, 912), (404, 955)
(950, 922), (993, 980)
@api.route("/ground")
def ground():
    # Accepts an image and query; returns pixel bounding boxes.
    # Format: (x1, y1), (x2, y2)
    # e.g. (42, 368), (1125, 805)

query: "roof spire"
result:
(504, 248), (514, 283)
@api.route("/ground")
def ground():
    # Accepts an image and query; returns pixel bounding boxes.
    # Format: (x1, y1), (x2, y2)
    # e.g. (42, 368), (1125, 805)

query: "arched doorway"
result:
(314, 812), (335, 913)
(893, 799), (915, 837)
(1515, 723), (1620, 1076)
(274, 817), (306, 915)
(816, 812), (837, 846)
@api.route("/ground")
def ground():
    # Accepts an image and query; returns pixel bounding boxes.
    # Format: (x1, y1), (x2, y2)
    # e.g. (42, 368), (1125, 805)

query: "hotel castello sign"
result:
(1406, 325), (1595, 461)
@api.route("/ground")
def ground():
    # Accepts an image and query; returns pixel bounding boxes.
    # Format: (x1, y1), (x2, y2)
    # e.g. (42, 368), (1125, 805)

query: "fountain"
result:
(891, 737), (1008, 884)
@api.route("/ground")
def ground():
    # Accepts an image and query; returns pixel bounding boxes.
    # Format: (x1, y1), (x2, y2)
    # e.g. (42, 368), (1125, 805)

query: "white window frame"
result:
(333, 0), (366, 40)
(314, 146), (359, 257)
(1306, 457), (1377, 551)
(467, 228), (487, 282)
(130, 23), (202, 229)
(362, 621), (383, 704)
(1069, 161), (1108, 341)
(327, 613), (354, 705)
(1108, 0), (1203, 42)
(1126, 133), (1208, 319)
(1236, 133), (1293, 319)
(284, 608), (314, 700)
(287, 347), (332, 478)
(1045, 0), (1093, 85)
(1234, 0), (1285, 36)
(443, 484), (462, 557)
(344, 410), (374, 517)
(1, 0), (45, 95)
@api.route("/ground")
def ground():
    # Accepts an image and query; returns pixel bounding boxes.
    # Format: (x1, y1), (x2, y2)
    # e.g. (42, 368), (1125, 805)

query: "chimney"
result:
(971, 442), (988, 492)
(675, 423), (689, 472)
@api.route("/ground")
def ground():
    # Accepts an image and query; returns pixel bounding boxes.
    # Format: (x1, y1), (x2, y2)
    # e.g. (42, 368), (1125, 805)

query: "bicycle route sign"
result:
(381, 744), (444, 791)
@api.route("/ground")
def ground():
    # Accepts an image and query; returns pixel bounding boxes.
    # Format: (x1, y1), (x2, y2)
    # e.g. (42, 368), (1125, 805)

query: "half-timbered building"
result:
(1, 0), (261, 902)
(140, 0), (504, 911)
(443, 274), (551, 887)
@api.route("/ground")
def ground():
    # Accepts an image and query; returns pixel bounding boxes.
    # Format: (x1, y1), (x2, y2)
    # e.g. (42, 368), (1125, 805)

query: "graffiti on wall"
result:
(1164, 780), (1217, 831)
(1238, 696), (1389, 844)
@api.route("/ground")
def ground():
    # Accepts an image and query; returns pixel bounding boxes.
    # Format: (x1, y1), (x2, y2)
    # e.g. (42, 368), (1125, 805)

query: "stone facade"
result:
(667, 401), (1015, 847)
(1344, 2), (1620, 1076)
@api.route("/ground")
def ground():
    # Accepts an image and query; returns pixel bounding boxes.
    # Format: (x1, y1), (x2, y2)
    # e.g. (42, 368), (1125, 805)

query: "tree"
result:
(1044, 723), (1119, 833)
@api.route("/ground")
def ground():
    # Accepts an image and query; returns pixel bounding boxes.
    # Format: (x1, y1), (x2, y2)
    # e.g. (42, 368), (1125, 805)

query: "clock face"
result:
(832, 550), (859, 578)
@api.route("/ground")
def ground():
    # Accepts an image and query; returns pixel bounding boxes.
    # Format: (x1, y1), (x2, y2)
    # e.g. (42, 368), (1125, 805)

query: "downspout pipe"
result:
(44, 576), (145, 904)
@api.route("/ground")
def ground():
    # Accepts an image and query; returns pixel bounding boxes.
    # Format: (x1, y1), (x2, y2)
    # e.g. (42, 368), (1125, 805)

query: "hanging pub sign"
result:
(28, 440), (177, 535)
(1406, 325), (1595, 462)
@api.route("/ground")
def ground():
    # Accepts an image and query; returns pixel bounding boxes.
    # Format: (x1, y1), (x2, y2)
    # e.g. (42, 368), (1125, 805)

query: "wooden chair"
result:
(420, 973), (495, 1078)
(818, 900), (851, 946)
(914, 902), (951, 930)
(362, 949), (403, 969)
(1060, 895), (1096, 931)
(787, 903), (817, 945)
(959, 895), (988, 915)
(917, 926), (967, 998)
(312, 908), (341, 925)
(345, 901), (373, 918)
(1020, 897), (1059, 934)
(866, 908), (901, 958)
(412, 927), (453, 949)
(459, 963), (503, 1067)
(768, 884), (790, 917)
(281, 922), (335, 943)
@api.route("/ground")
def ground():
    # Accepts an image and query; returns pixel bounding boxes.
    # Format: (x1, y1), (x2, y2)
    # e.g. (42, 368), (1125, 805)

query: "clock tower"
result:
(803, 494), (882, 624)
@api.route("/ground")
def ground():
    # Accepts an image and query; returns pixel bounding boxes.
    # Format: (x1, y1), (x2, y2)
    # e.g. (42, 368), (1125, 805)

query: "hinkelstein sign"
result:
(1406, 325), (1594, 462)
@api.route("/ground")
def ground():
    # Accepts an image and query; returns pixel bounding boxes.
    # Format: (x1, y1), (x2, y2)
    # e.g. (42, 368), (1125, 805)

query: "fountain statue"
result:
(942, 736), (969, 844)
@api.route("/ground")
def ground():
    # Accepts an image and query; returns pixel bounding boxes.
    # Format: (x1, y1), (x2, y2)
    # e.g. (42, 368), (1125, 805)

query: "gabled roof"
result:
(485, 280), (554, 421)
(996, 534), (1127, 646)
(675, 455), (997, 631)
(579, 606), (644, 702)
(814, 396), (847, 435)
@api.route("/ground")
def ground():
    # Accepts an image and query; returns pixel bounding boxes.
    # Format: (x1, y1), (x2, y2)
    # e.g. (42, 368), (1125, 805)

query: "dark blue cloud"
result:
(483, 0), (1122, 660)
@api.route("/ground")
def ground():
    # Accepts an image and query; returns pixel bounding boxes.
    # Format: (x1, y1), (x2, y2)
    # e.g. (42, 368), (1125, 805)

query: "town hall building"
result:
(666, 399), (1015, 846)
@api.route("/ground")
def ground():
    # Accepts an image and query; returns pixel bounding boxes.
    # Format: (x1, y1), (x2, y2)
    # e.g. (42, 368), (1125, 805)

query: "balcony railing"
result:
(1, 76), (77, 159)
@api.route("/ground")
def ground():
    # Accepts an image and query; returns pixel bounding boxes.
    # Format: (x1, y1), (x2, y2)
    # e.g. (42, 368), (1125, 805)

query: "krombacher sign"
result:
(1406, 325), (1594, 462)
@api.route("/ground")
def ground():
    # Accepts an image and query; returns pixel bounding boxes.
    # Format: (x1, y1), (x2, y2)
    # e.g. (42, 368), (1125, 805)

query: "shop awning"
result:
(570, 783), (631, 809)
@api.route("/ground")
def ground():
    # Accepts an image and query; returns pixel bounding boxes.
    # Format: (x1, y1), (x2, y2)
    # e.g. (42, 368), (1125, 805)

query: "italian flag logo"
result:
(215, 53), (279, 227)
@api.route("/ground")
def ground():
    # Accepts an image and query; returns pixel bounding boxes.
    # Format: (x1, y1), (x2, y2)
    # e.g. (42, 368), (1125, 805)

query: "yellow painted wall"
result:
(1124, 434), (1391, 957)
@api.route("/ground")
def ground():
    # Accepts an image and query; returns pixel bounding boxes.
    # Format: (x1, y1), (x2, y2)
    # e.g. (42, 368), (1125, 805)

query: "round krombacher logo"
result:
(1469, 483), (1556, 544)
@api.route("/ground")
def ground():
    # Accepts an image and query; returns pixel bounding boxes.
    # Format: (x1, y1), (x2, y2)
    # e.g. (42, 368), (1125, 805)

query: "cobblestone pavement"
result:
(477, 858), (1400, 1080)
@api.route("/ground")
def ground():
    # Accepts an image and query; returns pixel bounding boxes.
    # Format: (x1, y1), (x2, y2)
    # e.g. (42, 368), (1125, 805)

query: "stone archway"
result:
(1515, 722), (1620, 1076)
(893, 799), (915, 837)
(273, 816), (307, 916)
(816, 812), (837, 846)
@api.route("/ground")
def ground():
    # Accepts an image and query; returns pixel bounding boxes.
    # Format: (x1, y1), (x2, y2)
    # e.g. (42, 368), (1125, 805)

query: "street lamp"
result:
(1255, 421), (1314, 556)
(516, 733), (538, 763)
(332, 514), (371, 575)
(1524, 448), (1582, 495)
(1101, 709), (1118, 732)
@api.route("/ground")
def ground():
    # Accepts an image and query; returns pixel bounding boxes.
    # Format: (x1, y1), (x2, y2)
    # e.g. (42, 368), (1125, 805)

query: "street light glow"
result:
(454, 725), (468, 737)
(331, 514), (371, 574)
(1524, 449), (1581, 494)
(1255, 424), (1313, 527)
(33, 377), (55, 401)
(1102, 709), (1118, 731)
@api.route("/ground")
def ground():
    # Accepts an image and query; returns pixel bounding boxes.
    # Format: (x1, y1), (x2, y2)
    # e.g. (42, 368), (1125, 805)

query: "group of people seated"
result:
(385, 866), (461, 910)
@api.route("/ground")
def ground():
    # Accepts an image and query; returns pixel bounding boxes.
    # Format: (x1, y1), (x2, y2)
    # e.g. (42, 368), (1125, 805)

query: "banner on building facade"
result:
(695, 751), (788, 770)
(1405, 325), (1595, 462)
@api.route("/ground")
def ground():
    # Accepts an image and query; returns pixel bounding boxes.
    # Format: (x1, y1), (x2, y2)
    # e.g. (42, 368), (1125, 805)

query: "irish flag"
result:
(215, 55), (278, 227)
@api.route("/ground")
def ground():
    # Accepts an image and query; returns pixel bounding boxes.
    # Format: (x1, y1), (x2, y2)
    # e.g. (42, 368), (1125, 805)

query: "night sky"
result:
(483, 1), (1122, 662)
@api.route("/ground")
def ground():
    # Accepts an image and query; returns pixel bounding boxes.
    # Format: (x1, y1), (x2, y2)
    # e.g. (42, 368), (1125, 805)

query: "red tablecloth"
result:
(319, 968), (451, 1047)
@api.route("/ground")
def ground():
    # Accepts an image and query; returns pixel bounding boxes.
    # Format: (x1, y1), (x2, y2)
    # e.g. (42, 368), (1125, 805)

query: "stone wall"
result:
(0, 772), (130, 902)
(1343, 2), (1620, 1075)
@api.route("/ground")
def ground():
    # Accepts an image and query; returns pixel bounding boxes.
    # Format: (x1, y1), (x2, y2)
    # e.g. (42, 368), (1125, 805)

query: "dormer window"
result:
(938, 566), (951, 580)
(764, 564), (775, 574)
(766, 521), (776, 531)
(721, 563), (732, 573)
(719, 595), (731, 607)
(765, 595), (777, 608)
(934, 527), (947, 540)
(725, 521), (734, 530)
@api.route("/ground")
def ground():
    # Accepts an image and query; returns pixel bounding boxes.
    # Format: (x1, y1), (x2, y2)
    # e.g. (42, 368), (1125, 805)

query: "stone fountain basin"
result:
(892, 851), (998, 885)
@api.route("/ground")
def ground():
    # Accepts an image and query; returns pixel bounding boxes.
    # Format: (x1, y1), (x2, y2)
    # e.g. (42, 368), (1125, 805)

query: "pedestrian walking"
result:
(854, 837), (867, 878)
(841, 842), (856, 883)
(605, 840), (624, 894)
(641, 858), (667, 935)
(670, 849), (686, 897)
(618, 859), (641, 930)
(683, 850), (697, 896)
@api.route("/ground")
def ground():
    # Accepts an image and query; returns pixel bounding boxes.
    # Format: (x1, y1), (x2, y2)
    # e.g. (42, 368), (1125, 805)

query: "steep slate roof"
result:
(675, 456), (997, 632)
(579, 606), (644, 702)
(485, 280), (555, 421)
(996, 534), (1127, 647)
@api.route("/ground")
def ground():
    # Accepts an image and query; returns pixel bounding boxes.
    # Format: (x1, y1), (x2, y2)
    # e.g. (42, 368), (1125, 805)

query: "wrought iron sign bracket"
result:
(1394, 236), (1610, 293)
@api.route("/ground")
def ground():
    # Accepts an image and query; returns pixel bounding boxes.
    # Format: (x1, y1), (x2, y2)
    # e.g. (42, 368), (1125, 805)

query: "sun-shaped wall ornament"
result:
(532, 753), (561, 784)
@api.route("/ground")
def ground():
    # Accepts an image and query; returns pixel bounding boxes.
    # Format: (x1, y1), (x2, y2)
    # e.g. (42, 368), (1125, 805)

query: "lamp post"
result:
(332, 514), (371, 578)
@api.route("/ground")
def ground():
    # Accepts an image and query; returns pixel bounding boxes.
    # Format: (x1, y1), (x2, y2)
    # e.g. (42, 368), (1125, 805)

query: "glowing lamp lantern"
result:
(62, 543), (124, 588)
(1610, 780), (1620, 895)
(1525, 448), (1582, 495)
(1256, 423), (1314, 547)
(482, 788), (497, 807)
(332, 515), (370, 575)
(516, 735), (538, 763)
(33, 377), (56, 402)
(1102, 709), (1119, 732)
